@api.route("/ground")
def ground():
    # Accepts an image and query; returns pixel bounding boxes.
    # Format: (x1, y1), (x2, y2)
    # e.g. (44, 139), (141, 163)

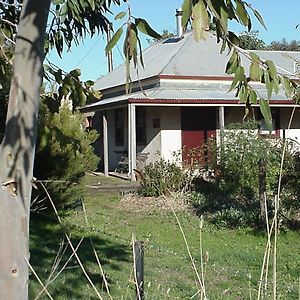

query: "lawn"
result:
(29, 174), (300, 299)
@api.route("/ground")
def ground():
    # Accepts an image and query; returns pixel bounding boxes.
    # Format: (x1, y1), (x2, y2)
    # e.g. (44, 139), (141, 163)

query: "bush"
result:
(192, 121), (300, 228)
(139, 158), (194, 197)
(207, 121), (295, 200)
(33, 103), (99, 210)
(189, 184), (260, 228)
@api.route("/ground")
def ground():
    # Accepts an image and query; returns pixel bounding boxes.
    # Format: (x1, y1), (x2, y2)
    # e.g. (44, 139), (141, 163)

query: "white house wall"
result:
(279, 107), (300, 143)
(137, 106), (161, 163)
(134, 106), (181, 166)
(160, 107), (182, 163)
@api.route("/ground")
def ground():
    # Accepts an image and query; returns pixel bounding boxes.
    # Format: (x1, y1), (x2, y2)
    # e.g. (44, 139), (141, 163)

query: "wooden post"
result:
(218, 106), (225, 130)
(128, 104), (136, 181)
(259, 158), (267, 225)
(218, 106), (225, 166)
(103, 112), (109, 177)
(218, 106), (225, 145)
(134, 241), (144, 300)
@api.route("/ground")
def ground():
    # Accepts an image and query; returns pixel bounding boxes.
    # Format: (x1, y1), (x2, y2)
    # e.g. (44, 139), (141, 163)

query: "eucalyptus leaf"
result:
(220, 4), (229, 32)
(229, 66), (244, 92)
(192, 0), (209, 41)
(259, 98), (273, 132)
(225, 50), (238, 74)
(272, 77), (280, 94)
(51, 0), (64, 4)
(263, 70), (272, 99)
(135, 18), (161, 39)
(87, 0), (95, 11)
(249, 62), (261, 81)
(249, 89), (257, 104)
(265, 60), (277, 79)
(228, 31), (240, 47)
(249, 52), (260, 63)
(253, 9), (267, 31)
(235, 0), (249, 27)
(181, 0), (192, 28)
(114, 11), (126, 20)
(105, 27), (123, 55)
(281, 76), (292, 97)
(239, 84), (248, 103)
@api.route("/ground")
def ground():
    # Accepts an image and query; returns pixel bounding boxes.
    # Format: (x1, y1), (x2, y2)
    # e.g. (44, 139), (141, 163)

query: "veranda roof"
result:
(81, 81), (293, 113)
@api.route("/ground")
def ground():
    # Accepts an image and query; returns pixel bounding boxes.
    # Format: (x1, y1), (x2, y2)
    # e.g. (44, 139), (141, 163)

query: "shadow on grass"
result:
(192, 179), (262, 229)
(29, 213), (130, 299)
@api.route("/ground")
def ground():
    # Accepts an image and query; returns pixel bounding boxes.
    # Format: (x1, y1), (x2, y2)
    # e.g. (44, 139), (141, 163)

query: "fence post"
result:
(259, 158), (267, 225)
(134, 241), (144, 300)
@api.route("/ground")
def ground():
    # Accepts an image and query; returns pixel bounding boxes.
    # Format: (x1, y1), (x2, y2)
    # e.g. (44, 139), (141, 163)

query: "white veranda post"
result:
(219, 106), (225, 146)
(128, 104), (137, 181)
(103, 112), (109, 177)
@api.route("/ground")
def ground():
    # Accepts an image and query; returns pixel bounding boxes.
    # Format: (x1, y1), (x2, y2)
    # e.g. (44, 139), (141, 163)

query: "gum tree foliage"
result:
(0, 0), (298, 298)
(268, 38), (300, 51)
(239, 30), (266, 50)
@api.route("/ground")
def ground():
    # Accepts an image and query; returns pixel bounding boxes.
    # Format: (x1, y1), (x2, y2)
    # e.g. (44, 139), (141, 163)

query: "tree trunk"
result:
(0, 0), (50, 299)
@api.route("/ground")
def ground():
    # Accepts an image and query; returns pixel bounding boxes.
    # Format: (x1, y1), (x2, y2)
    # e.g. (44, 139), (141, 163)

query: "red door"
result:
(181, 107), (216, 166)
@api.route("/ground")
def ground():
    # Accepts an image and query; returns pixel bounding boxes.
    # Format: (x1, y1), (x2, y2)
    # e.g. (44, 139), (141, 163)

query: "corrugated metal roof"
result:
(82, 31), (300, 112)
(94, 31), (300, 92)
(94, 32), (231, 91)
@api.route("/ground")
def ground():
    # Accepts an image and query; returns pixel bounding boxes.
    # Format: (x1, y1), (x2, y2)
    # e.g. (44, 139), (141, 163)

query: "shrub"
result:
(188, 184), (260, 228)
(208, 121), (295, 200)
(33, 103), (99, 210)
(139, 158), (194, 197)
(192, 121), (299, 228)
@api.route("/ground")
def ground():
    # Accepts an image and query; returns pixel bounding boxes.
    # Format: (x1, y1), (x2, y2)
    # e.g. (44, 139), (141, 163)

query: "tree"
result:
(239, 30), (266, 50)
(0, 2), (51, 298)
(267, 38), (300, 51)
(0, 0), (121, 298)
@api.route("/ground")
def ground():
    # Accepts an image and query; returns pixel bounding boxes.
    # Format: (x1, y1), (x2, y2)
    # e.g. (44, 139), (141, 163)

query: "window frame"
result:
(136, 107), (147, 146)
(115, 108), (124, 146)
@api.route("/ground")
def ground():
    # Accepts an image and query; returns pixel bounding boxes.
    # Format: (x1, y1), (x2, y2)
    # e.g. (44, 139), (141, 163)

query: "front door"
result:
(181, 107), (216, 165)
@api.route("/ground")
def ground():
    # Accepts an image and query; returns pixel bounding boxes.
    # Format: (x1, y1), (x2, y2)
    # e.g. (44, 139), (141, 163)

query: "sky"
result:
(47, 0), (300, 82)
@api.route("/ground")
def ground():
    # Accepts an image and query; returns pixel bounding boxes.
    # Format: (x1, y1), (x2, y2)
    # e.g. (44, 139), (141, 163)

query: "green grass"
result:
(29, 175), (300, 299)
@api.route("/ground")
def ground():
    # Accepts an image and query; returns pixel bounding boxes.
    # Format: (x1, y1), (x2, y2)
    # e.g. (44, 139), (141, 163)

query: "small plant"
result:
(139, 157), (195, 197)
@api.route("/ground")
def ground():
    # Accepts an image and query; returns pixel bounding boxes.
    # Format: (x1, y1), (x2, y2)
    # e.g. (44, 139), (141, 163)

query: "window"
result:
(115, 109), (124, 146)
(136, 107), (146, 145)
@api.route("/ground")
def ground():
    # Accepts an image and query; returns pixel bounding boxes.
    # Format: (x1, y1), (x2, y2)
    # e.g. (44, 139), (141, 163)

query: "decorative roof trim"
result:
(100, 75), (159, 95)
(128, 98), (294, 105)
(158, 74), (233, 81)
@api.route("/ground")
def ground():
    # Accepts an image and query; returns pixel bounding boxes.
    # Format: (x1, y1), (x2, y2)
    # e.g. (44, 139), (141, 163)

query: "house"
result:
(81, 13), (300, 181)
